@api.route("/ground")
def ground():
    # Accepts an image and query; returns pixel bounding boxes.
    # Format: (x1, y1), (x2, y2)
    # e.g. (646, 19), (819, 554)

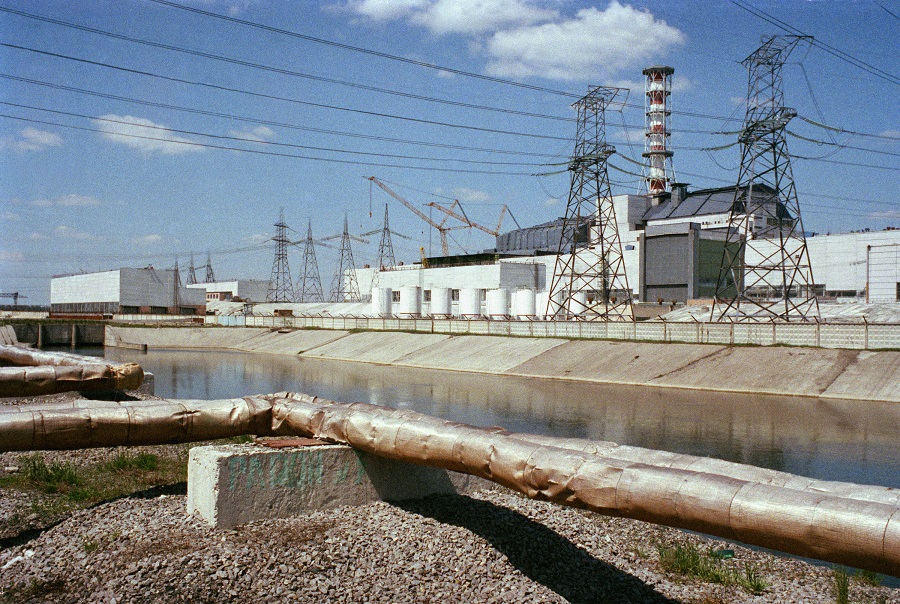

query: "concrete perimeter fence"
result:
(206, 315), (900, 350)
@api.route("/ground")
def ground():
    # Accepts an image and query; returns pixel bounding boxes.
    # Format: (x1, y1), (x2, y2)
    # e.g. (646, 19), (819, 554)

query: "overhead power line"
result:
(731, 0), (900, 85)
(0, 102), (554, 167)
(0, 112), (535, 176)
(0, 73), (570, 143)
(0, 41), (573, 124)
(144, 0), (581, 99)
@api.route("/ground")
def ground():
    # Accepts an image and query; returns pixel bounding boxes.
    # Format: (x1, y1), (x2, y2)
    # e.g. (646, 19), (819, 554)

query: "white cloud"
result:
(543, 197), (560, 206)
(345, 1), (684, 82)
(2, 211), (18, 221)
(0, 250), (25, 262)
(133, 234), (163, 246)
(485, 3), (685, 81)
(410, 0), (557, 35)
(95, 115), (201, 155)
(349, 0), (429, 20)
(30, 194), (101, 208)
(879, 129), (900, 140)
(4, 128), (63, 152)
(452, 187), (492, 203)
(229, 126), (276, 143)
(53, 225), (102, 241)
(29, 232), (48, 241)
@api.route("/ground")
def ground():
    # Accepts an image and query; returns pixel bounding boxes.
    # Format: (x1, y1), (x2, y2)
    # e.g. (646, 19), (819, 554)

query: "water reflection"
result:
(99, 347), (900, 489)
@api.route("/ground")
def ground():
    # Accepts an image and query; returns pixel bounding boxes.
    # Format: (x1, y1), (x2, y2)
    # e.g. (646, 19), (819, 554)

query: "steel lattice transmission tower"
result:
(546, 86), (633, 322)
(186, 253), (199, 285)
(266, 209), (296, 302)
(712, 35), (819, 322)
(297, 220), (325, 303)
(204, 251), (215, 283)
(376, 204), (397, 271)
(330, 216), (361, 303)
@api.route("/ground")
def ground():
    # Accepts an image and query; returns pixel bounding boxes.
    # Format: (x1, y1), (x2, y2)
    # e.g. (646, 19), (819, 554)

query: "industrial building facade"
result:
(187, 280), (270, 303)
(50, 268), (205, 317)
(356, 184), (899, 313)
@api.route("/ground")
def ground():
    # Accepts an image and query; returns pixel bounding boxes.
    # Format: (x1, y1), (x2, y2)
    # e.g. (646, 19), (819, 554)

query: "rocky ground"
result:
(1, 393), (898, 603)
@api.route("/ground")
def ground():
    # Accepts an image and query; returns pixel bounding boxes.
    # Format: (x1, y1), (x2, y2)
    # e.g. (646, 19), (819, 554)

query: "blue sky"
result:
(1, 0), (897, 304)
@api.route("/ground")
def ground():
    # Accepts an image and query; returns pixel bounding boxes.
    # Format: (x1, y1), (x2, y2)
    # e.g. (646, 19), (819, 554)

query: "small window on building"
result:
(423, 290), (432, 302)
(625, 244), (635, 251)
(451, 289), (460, 302)
(896, 282), (900, 302)
(149, 306), (168, 315)
(392, 290), (401, 303)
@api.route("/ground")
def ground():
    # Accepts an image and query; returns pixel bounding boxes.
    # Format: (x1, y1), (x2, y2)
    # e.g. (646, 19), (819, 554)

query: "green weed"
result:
(657, 542), (768, 595)
(833, 566), (850, 604)
(103, 452), (159, 472)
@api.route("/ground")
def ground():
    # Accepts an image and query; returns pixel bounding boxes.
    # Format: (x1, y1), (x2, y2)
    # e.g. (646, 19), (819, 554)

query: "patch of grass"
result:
(21, 454), (80, 492)
(833, 566), (850, 604)
(4, 451), (187, 510)
(103, 452), (159, 472)
(657, 542), (767, 595)
(854, 568), (881, 587)
(82, 539), (99, 553)
(0, 577), (68, 604)
(225, 435), (254, 444)
(738, 564), (768, 595)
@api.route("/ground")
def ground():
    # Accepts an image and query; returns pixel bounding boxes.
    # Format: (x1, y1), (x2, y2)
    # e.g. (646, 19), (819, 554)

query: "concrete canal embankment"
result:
(105, 325), (900, 402)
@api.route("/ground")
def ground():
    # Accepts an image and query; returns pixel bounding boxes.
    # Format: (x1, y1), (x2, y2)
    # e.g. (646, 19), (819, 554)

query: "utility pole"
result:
(712, 35), (819, 322)
(266, 208), (296, 303)
(547, 86), (633, 322)
(297, 220), (325, 303)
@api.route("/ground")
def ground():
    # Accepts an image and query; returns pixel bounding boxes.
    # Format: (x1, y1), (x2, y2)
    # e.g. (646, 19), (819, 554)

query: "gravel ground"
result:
(1, 393), (898, 603)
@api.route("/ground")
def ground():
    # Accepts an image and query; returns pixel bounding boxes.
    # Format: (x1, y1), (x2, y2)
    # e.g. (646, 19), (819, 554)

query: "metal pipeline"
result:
(0, 345), (144, 397)
(0, 392), (896, 576)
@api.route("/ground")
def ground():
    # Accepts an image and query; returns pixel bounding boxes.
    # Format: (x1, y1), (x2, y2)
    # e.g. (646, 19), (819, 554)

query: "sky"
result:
(0, 0), (898, 305)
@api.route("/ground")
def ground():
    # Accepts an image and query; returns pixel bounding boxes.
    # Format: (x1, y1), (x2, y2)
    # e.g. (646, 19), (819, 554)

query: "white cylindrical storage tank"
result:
(486, 288), (510, 319)
(459, 288), (483, 318)
(513, 289), (536, 319)
(371, 287), (392, 317)
(398, 286), (421, 318)
(535, 291), (550, 320)
(430, 287), (451, 317)
(572, 291), (588, 315)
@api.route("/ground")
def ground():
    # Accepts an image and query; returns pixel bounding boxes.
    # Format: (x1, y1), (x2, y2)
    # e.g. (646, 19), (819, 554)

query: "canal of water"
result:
(70, 346), (900, 491)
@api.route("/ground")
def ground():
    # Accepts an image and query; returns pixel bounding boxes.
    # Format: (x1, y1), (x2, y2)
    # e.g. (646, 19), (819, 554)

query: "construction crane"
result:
(367, 176), (468, 257)
(0, 292), (27, 307)
(425, 200), (521, 237)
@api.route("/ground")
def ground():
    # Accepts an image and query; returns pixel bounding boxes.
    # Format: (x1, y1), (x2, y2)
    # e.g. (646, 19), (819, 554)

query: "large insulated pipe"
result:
(0, 393), (897, 575)
(0, 345), (144, 397)
(270, 394), (900, 577)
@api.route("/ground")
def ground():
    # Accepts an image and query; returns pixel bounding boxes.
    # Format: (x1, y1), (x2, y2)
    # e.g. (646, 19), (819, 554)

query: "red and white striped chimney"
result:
(642, 66), (675, 196)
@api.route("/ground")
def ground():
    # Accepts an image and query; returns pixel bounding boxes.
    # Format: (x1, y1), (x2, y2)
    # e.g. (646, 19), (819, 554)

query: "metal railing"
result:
(203, 314), (900, 350)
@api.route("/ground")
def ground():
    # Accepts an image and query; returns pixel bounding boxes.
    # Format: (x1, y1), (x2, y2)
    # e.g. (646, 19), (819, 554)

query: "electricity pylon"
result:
(329, 216), (362, 303)
(186, 253), (199, 285)
(297, 220), (325, 303)
(266, 208), (296, 302)
(712, 35), (819, 322)
(546, 86), (633, 321)
(204, 251), (215, 284)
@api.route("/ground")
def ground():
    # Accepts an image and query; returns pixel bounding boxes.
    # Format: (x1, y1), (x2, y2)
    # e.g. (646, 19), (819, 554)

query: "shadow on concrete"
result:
(395, 494), (678, 604)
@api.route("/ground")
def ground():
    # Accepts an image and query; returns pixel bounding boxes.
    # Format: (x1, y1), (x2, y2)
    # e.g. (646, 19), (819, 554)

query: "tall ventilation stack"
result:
(642, 66), (675, 197)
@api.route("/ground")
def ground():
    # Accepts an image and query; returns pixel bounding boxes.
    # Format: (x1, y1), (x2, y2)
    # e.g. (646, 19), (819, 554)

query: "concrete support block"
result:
(187, 443), (493, 528)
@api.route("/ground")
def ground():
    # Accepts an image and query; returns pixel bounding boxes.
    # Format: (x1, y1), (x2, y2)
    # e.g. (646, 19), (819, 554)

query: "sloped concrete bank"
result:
(105, 325), (900, 403)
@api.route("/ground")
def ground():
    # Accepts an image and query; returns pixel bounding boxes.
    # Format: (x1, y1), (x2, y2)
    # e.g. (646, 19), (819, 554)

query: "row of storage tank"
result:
(371, 286), (590, 319)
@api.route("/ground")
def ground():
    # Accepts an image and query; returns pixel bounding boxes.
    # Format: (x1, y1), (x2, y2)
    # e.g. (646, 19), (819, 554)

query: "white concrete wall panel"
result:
(50, 271), (121, 304)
